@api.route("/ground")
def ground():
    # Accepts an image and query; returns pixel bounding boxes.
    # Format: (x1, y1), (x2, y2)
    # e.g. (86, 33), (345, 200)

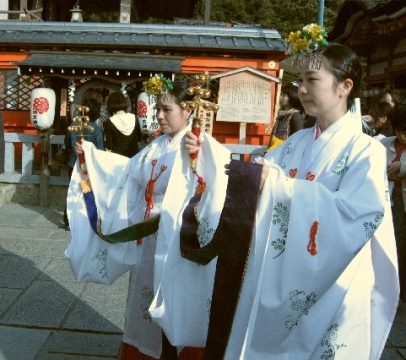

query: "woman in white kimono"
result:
(66, 80), (230, 359)
(184, 36), (399, 359)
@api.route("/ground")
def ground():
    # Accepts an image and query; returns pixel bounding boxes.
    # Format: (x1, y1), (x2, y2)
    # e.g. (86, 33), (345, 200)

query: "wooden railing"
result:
(0, 132), (70, 206)
(0, 7), (43, 21)
(0, 132), (266, 207)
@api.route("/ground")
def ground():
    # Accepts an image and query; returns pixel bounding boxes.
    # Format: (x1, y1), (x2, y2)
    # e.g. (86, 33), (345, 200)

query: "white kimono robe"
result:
(224, 111), (399, 359)
(150, 112), (398, 359)
(65, 125), (231, 358)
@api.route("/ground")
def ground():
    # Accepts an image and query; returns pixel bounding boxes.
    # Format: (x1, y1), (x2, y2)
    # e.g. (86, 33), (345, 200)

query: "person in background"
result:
(381, 107), (406, 302)
(368, 99), (394, 140)
(104, 91), (141, 157)
(79, 87), (109, 128)
(185, 33), (398, 358)
(63, 98), (104, 231)
(303, 112), (317, 129)
(271, 83), (304, 139)
(81, 87), (100, 103)
(379, 88), (401, 109)
(361, 114), (375, 136)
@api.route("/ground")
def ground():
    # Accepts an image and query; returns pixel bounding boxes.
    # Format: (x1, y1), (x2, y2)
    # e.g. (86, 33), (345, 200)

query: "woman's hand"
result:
(387, 161), (401, 178)
(185, 130), (202, 155)
(75, 142), (83, 156)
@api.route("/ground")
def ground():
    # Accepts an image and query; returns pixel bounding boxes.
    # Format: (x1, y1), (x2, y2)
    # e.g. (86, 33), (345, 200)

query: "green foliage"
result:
(210, 0), (252, 24)
(196, 0), (347, 85)
(144, 17), (174, 24)
(197, 0), (345, 38)
(84, 12), (120, 23)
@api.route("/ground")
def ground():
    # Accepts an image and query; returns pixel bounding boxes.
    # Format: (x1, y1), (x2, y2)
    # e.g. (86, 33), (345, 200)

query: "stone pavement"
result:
(0, 204), (128, 359)
(0, 203), (405, 359)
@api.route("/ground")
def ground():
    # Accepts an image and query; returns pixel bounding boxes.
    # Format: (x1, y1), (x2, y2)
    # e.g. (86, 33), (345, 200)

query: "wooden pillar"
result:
(42, 0), (57, 21)
(39, 129), (50, 207)
(120, 0), (131, 23)
(8, 0), (19, 19)
(204, 0), (211, 26)
(130, 0), (140, 22)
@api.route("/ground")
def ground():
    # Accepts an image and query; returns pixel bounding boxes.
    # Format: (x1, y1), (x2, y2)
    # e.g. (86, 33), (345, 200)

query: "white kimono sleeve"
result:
(65, 141), (140, 285)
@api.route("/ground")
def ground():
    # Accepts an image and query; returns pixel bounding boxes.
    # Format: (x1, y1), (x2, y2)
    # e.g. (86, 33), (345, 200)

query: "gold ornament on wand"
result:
(68, 105), (94, 171)
(180, 71), (220, 171)
(68, 105), (94, 141)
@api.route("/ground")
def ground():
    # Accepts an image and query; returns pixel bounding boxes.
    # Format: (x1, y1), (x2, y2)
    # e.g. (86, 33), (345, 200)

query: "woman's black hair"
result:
(379, 88), (400, 105)
(82, 98), (100, 123)
(318, 43), (363, 110)
(392, 105), (406, 132)
(368, 100), (394, 122)
(281, 83), (303, 111)
(107, 91), (128, 115)
(157, 81), (194, 105)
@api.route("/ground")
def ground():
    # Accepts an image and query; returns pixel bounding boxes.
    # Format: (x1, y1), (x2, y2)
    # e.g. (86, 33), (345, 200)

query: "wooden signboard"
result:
(216, 71), (272, 124)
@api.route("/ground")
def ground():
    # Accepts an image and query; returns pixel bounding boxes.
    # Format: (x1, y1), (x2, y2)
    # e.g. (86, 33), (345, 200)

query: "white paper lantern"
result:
(137, 92), (160, 135)
(30, 88), (56, 130)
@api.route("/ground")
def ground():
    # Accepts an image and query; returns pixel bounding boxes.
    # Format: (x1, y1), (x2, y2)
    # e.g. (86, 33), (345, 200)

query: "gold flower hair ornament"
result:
(285, 24), (329, 70)
(142, 73), (173, 96)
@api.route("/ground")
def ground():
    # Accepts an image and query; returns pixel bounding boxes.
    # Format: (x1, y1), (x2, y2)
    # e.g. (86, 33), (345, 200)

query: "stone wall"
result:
(0, 183), (68, 207)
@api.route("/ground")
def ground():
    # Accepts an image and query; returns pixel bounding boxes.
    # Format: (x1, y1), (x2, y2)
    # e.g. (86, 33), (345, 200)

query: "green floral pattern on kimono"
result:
(198, 217), (215, 247)
(271, 202), (290, 258)
(320, 323), (347, 359)
(140, 286), (154, 323)
(206, 298), (212, 325)
(285, 290), (318, 330)
(96, 249), (107, 279)
(332, 155), (349, 176)
(364, 213), (384, 240)
(281, 144), (293, 170)
(140, 142), (154, 163)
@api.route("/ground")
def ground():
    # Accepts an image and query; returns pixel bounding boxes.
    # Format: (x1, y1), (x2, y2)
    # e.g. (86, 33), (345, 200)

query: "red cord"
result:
(307, 221), (319, 256)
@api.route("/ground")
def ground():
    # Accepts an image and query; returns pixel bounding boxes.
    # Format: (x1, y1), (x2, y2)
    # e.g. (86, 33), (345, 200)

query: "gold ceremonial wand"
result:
(68, 105), (93, 141)
(180, 71), (219, 194)
(68, 105), (93, 172)
(68, 105), (107, 240)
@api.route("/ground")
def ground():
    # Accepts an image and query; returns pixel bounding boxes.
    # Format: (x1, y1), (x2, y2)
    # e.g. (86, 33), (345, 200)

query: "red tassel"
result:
(307, 221), (319, 256)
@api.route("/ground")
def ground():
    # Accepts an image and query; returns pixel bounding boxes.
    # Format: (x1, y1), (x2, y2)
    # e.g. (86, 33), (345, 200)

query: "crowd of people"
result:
(358, 88), (406, 304)
(64, 24), (402, 359)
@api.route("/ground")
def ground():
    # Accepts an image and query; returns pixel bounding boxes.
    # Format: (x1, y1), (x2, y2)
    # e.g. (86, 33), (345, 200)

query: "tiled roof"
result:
(17, 51), (184, 76)
(0, 21), (286, 54)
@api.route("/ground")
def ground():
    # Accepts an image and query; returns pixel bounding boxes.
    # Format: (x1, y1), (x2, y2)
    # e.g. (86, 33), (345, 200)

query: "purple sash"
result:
(179, 159), (263, 358)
